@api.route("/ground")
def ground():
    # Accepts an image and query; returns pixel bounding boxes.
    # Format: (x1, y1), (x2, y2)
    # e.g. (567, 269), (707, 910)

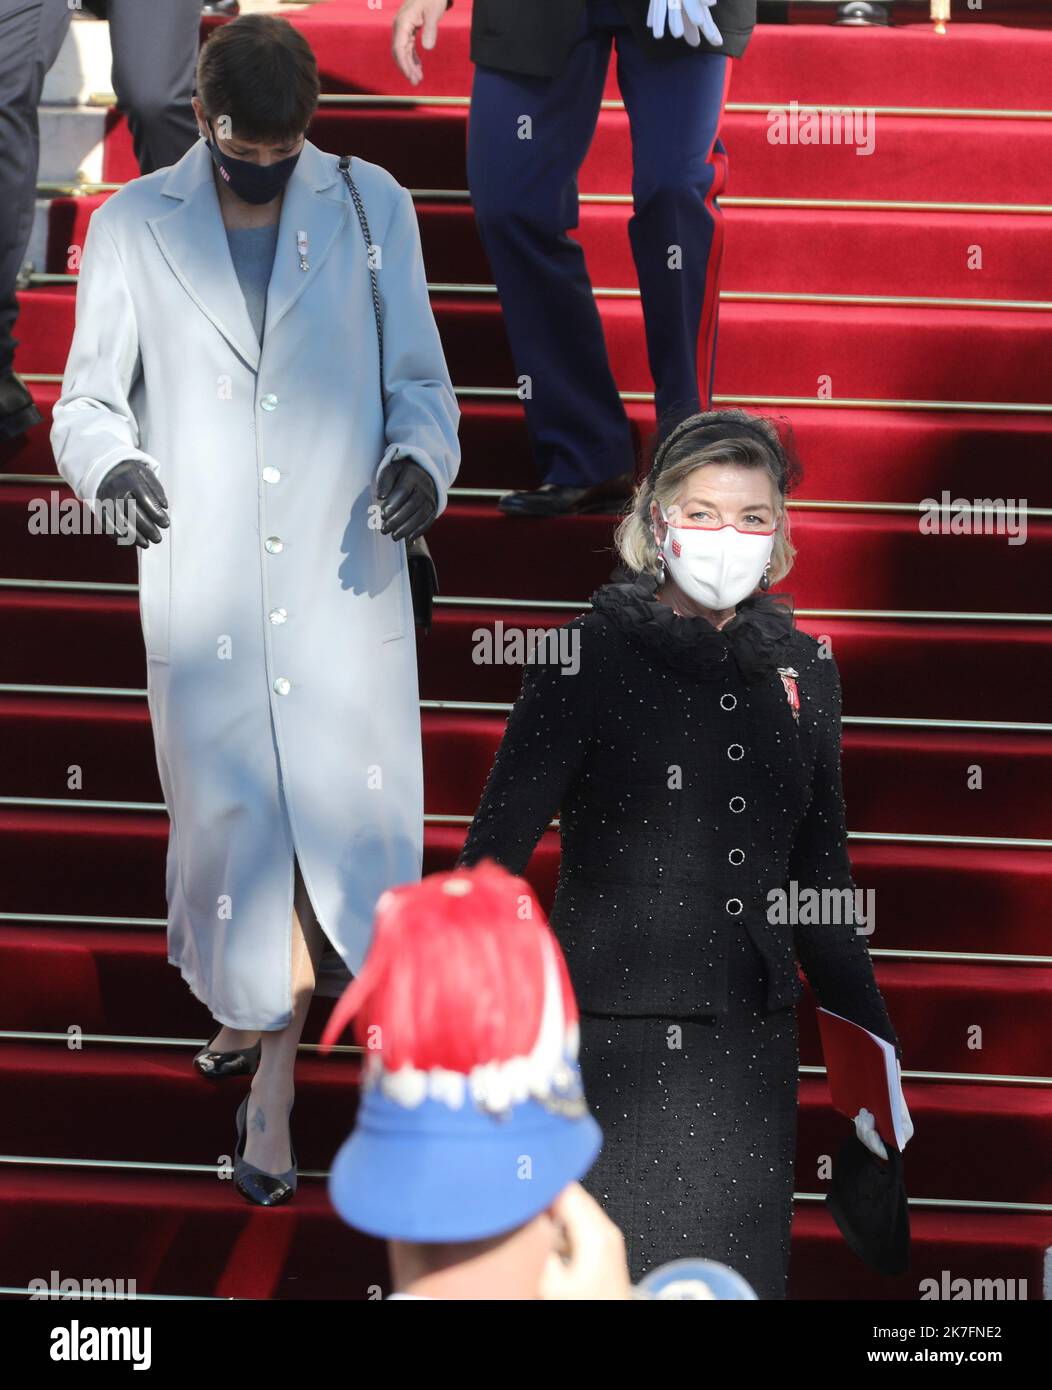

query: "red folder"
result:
(816, 1007), (907, 1152)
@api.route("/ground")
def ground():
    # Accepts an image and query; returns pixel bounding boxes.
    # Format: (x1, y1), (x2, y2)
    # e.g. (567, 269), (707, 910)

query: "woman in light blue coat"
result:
(51, 15), (460, 1204)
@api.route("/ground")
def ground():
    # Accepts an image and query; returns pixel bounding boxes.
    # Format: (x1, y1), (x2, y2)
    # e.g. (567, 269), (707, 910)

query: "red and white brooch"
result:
(777, 667), (800, 721)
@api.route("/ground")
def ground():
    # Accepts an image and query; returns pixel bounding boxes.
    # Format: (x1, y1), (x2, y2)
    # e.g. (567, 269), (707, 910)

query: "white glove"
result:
(647, 0), (724, 48)
(853, 1060), (914, 1160)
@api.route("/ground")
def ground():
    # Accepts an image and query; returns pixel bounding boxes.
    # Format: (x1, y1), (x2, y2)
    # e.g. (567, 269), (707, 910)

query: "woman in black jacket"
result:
(458, 410), (904, 1298)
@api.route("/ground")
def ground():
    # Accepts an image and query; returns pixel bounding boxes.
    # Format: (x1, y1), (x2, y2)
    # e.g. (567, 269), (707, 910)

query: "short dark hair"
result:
(196, 14), (320, 144)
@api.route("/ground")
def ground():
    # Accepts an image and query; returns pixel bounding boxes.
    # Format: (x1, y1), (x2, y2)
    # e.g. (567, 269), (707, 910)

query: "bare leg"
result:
(210, 1024), (261, 1051)
(241, 857), (326, 1174)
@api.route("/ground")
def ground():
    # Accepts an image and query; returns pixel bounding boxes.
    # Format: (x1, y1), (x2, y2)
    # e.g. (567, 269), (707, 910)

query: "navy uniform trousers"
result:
(466, 0), (731, 487)
(0, 0), (200, 376)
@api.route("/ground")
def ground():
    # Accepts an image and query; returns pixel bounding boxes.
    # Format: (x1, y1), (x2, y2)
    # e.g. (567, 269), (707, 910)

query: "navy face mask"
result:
(204, 119), (302, 205)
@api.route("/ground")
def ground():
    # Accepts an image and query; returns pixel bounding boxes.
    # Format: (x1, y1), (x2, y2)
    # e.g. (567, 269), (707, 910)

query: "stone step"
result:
(41, 14), (113, 108)
(23, 203), (52, 281)
(37, 106), (107, 186)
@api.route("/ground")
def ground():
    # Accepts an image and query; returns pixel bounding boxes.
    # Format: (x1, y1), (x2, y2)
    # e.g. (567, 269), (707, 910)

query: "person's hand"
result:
(95, 459), (169, 548)
(377, 456), (438, 541)
(854, 1061), (914, 1160)
(537, 1183), (634, 1300)
(646, 0), (723, 48)
(392, 0), (448, 85)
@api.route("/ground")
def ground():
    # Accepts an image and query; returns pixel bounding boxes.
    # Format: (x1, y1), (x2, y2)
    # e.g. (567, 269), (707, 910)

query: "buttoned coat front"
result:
(459, 579), (899, 1050)
(51, 137), (461, 1029)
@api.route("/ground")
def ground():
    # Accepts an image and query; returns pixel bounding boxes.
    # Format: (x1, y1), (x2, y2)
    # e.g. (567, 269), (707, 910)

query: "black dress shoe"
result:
(193, 1027), (261, 1080)
(0, 371), (42, 443)
(233, 1094), (297, 1207)
(497, 471), (635, 518)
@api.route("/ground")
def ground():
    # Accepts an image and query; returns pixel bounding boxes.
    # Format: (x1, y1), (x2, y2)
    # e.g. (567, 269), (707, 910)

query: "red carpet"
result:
(0, 3), (1049, 1301)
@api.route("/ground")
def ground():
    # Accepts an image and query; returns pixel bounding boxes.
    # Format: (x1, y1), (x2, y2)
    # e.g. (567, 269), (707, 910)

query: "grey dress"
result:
(225, 223), (279, 344)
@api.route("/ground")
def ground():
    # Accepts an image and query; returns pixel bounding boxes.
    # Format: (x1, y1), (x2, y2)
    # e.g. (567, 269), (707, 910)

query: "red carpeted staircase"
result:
(1, 1), (1050, 1301)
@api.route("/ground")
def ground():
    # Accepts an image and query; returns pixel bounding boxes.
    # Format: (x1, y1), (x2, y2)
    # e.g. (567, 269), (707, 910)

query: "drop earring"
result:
(653, 518), (666, 583)
(759, 563), (771, 592)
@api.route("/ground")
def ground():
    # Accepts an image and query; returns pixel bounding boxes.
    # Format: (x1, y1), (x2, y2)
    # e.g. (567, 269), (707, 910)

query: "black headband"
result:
(648, 414), (789, 494)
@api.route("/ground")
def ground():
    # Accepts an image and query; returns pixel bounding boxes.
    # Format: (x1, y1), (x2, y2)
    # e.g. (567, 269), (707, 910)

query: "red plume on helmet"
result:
(323, 860), (602, 1242)
(318, 858), (580, 1077)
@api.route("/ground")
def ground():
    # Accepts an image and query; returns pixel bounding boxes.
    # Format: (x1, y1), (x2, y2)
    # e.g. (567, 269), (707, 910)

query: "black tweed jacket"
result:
(458, 573), (900, 1051)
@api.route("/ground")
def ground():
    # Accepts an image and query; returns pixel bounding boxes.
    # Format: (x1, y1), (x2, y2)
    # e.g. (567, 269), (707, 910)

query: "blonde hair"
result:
(614, 410), (798, 584)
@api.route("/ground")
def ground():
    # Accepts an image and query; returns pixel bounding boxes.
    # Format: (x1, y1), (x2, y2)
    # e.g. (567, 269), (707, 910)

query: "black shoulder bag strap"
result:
(337, 154), (439, 634)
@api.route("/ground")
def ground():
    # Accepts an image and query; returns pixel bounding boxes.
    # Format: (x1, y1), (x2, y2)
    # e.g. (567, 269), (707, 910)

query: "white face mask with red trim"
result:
(658, 506), (775, 611)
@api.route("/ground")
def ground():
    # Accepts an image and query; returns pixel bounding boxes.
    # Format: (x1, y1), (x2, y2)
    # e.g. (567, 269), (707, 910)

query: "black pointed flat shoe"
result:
(193, 1027), (261, 1080)
(233, 1095), (297, 1207)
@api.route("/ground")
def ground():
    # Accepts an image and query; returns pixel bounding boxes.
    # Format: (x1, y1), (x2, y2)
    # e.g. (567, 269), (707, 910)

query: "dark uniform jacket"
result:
(458, 573), (900, 1052)
(448, 0), (758, 76)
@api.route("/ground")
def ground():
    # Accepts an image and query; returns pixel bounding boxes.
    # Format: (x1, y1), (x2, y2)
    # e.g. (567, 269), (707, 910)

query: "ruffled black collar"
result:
(591, 571), (797, 681)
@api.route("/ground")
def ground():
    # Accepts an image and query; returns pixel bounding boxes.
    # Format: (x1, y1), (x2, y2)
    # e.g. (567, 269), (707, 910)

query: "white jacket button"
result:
(260, 394), (278, 410)
(265, 536), (283, 554)
(262, 466), (281, 484)
(273, 677), (291, 696)
(269, 608), (288, 625)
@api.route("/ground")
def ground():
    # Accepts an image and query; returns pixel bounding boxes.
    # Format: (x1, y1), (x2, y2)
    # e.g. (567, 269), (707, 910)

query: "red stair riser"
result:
(2, 815), (1049, 958)
(98, 104), (1052, 205)
(16, 289), (1052, 407)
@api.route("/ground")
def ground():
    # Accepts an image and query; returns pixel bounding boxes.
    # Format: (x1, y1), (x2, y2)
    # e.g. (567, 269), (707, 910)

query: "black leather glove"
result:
(377, 456), (438, 543)
(95, 460), (169, 548)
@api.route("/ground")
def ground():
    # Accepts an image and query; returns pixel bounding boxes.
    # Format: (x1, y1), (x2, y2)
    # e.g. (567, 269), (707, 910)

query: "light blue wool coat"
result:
(52, 137), (461, 1028)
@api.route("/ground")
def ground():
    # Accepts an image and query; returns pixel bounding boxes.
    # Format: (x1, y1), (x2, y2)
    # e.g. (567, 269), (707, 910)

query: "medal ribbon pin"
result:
(777, 667), (800, 721)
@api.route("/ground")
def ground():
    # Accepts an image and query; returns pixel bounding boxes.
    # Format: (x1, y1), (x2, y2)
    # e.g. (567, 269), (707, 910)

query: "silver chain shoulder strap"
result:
(337, 154), (438, 627)
(337, 154), (384, 389)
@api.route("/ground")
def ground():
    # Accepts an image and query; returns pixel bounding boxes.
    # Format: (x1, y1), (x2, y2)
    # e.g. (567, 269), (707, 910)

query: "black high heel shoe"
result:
(193, 1027), (262, 1080)
(233, 1094), (297, 1207)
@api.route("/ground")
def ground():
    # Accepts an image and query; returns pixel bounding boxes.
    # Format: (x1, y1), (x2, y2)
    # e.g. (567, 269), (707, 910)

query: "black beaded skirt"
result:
(576, 929), (800, 1299)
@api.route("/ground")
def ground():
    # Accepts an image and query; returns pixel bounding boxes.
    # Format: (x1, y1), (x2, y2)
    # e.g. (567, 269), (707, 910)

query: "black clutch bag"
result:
(339, 154), (439, 634)
(406, 534), (438, 635)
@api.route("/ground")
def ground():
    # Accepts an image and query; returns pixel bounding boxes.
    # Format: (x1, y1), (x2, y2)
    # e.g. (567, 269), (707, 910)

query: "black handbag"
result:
(338, 154), (439, 634)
